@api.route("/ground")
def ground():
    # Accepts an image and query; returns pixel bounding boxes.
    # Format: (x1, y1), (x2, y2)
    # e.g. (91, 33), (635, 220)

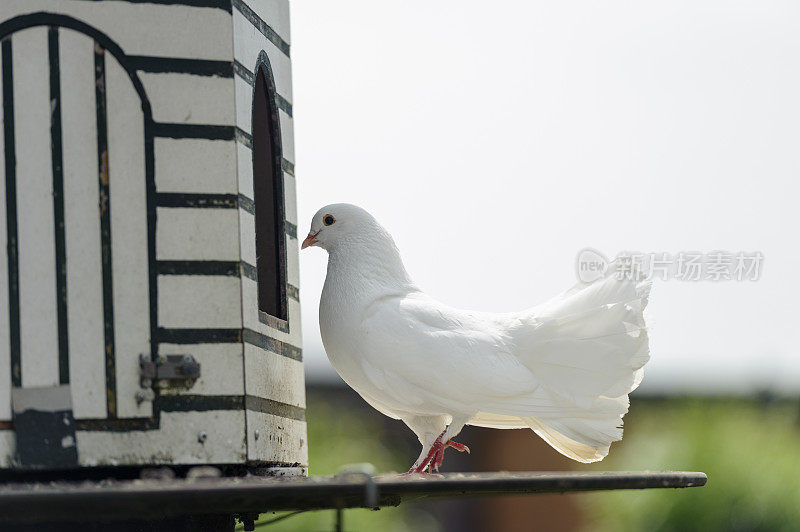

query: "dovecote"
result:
(0, 0), (305, 473)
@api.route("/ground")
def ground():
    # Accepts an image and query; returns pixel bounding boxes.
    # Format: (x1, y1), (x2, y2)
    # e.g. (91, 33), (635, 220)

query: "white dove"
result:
(302, 204), (650, 473)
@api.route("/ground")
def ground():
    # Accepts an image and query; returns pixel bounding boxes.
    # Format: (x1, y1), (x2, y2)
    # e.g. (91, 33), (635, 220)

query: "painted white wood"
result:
(240, 276), (300, 344)
(234, 75), (252, 136)
(140, 72), (235, 126)
(158, 276), (242, 329)
(285, 232), (300, 287)
(235, 77), (294, 142)
(1, 0), (306, 469)
(238, 0), (291, 44)
(77, 411), (247, 466)
(278, 110), (294, 164)
(238, 209), (256, 265)
(60, 29), (107, 419)
(233, 10), (293, 102)
(156, 208), (241, 261)
(244, 343), (304, 408)
(0, 65), (9, 421)
(240, 276), (262, 335)
(155, 138), (237, 194)
(283, 171), (297, 225)
(238, 243), (302, 341)
(246, 412), (307, 465)
(14, 28), (59, 388)
(159, 343), (243, 396)
(288, 292), (302, 344)
(4, 1), (233, 60)
(0, 431), (14, 467)
(236, 141), (254, 199)
(106, 53), (152, 419)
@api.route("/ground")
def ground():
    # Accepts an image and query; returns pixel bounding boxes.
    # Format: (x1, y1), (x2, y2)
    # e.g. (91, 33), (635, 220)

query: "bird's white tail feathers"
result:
(471, 272), (651, 463)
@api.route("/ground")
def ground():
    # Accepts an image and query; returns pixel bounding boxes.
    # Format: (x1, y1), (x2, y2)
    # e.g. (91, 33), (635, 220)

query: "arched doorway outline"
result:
(251, 49), (288, 329)
(0, 12), (158, 429)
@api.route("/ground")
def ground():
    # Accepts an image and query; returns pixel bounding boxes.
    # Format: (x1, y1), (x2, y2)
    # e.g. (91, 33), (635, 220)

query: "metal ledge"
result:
(0, 471), (707, 525)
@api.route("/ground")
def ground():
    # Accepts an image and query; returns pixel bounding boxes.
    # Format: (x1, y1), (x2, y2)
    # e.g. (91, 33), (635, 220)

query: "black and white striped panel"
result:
(5, 0), (234, 60)
(0, 26), (152, 422)
(232, 0), (295, 182)
(0, 3), (305, 467)
(231, 0), (306, 467)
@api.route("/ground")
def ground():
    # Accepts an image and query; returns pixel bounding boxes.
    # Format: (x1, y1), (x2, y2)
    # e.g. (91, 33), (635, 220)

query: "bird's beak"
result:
(301, 230), (320, 250)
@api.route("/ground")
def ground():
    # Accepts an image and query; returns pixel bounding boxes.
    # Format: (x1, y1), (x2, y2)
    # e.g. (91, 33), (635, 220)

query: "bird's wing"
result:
(357, 292), (540, 414)
(509, 273), (651, 409)
(357, 274), (650, 465)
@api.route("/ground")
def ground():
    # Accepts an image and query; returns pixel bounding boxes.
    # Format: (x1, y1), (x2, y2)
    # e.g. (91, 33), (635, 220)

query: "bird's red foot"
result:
(407, 432), (471, 473)
(407, 434), (443, 473)
(430, 439), (470, 472)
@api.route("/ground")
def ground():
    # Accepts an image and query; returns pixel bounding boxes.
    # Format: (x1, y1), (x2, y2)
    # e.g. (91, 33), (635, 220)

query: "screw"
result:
(254, 429), (260, 440)
(198, 431), (207, 444)
(135, 389), (155, 404)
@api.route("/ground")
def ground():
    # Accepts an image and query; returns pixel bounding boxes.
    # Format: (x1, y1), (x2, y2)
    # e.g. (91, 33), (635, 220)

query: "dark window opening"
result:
(252, 65), (287, 321)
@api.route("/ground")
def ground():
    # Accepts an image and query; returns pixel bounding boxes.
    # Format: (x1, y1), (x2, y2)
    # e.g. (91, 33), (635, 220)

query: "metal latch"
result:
(138, 354), (200, 402)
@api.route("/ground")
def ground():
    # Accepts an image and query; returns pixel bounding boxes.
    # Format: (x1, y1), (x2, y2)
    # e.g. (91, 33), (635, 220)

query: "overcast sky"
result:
(290, 0), (799, 394)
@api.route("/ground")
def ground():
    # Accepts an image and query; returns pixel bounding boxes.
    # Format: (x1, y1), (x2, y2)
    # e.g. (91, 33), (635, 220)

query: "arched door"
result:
(0, 14), (156, 466)
(252, 60), (287, 325)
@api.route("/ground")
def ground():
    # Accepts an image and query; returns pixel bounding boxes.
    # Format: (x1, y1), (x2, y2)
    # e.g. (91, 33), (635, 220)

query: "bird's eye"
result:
(323, 214), (336, 226)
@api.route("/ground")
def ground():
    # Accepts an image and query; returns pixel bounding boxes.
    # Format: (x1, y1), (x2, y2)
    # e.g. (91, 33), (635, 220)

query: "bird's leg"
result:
(430, 438), (471, 472)
(446, 440), (470, 452)
(403, 428), (471, 474)
(429, 418), (470, 472)
(400, 415), (450, 475)
(405, 434), (443, 474)
(427, 432), (445, 473)
(430, 439), (445, 472)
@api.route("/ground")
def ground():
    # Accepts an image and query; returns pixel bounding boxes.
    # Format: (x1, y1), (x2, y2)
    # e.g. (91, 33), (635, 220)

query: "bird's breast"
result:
(318, 281), (368, 373)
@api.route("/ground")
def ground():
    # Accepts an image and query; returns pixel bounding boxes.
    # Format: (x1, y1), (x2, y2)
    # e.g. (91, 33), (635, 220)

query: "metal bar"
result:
(2, 38), (20, 388)
(0, 471), (707, 525)
(94, 42), (116, 418)
(49, 26), (69, 386)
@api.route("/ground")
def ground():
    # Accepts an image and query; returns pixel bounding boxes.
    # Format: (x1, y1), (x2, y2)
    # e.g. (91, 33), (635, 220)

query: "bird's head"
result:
(302, 203), (376, 252)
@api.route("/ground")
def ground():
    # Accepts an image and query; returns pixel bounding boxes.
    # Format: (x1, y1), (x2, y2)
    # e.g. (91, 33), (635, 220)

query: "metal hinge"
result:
(137, 354), (201, 403)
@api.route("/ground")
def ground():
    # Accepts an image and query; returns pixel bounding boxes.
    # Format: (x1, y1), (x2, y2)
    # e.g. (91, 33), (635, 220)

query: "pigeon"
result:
(302, 203), (650, 473)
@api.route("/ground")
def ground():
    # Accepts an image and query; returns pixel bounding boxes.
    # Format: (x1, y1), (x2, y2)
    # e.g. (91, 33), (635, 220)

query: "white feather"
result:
(308, 204), (651, 464)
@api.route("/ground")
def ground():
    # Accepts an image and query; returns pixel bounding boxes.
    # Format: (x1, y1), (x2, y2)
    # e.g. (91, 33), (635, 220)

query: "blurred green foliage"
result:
(581, 398), (800, 532)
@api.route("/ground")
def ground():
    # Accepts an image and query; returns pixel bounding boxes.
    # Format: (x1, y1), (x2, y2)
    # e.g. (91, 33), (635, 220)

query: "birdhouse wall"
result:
(0, 0), (305, 472)
(231, 0), (306, 466)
